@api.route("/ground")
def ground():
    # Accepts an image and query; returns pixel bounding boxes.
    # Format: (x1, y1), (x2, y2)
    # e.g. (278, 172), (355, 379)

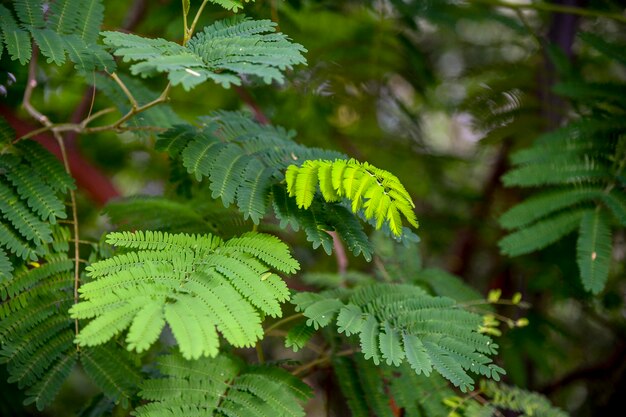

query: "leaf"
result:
(125, 301), (165, 353)
(0, 6), (32, 65)
(499, 210), (587, 256)
(75, 0), (105, 43)
(30, 29), (66, 65)
(285, 321), (315, 352)
(135, 353), (311, 417)
(576, 210), (612, 294)
(24, 350), (77, 411)
(359, 314), (381, 365)
(285, 159), (417, 237)
(402, 333), (432, 376)
(379, 322), (405, 366)
(14, 0), (45, 28)
(336, 304), (364, 336)
(73, 231), (297, 355)
(103, 16), (306, 90)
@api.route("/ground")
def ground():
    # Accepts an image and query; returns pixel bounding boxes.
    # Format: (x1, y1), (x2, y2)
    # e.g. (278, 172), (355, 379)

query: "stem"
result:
(182, 0), (189, 35)
(22, 47), (82, 344)
(186, 0), (210, 44)
(469, 0), (626, 24)
(110, 73), (138, 109)
(256, 342), (265, 364)
(291, 349), (356, 376)
(456, 299), (530, 308)
(264, 313), (304, 335)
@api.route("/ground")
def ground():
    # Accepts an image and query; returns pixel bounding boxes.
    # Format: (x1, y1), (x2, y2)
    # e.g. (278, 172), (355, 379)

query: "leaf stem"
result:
(256, 342), (265, 364)
(469, 0), (626, 24)
(186, 0), (210, 44)
(22, 46), (82, 345)
(291, 348), (356, 376)
(110, 72), (139, 109)
(264, 313), (304, 335)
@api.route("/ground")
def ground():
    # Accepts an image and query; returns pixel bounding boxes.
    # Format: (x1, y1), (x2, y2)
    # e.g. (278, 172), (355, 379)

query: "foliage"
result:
(102, 16), (306, 90)
(0, 0), (622, 416)
(292, 283), (503, 392)
(71, 230), (297, 358)
(499, 34), (626, 294)
(0, 0), (113, 71)
(134, 352), (311, 417)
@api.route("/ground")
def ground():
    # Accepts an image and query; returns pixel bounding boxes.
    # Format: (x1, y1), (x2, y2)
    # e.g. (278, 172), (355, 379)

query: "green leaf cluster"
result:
(286, 158), (419, 237)
(0, 134), (75, 280)
(134, 352), (311, 417)
(0, 0), (114, 72)
(102, 16), (306, 90)
(71, 230), (298, 359)
(463, 381), (569, 417)
(157, 111), (375, 259)
(499, 35), (626, 294)
(292, 283), (503, 392)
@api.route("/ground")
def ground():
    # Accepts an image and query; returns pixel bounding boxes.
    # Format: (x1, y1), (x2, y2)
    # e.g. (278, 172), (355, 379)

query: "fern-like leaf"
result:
(72, 231), (298, 358)
(499, 210), (587, 257)
(14, 0), (45, 28)
(286, 159), (418, 237)
(134, 352), (311, 417)
(576, 210), (612, 294)
(103, 16), (306, 90)
(476, 381), (570, 417)
(292, 283), (501, 392)
(0, 5), (31, 65)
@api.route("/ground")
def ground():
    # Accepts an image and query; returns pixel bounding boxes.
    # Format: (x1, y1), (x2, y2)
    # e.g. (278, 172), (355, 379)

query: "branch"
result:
(469, 0), (626, 23)
(22, 48), (82, 341)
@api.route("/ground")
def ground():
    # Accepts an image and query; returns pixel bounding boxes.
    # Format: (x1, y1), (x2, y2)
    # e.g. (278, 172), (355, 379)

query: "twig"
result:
(469, 0), (626, 24)
(22, 47), (82, 344)
(328, 231), (348, 275)
(291, 349), (357, 376)
(264, 313), (304, 335)
(256, 342), (265, 364)
(186, 0), (210, 44)
(110, 72), (139, 109)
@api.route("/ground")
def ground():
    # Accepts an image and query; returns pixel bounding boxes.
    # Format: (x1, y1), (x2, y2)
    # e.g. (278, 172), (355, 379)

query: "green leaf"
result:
(0, 6), (32, 65)
(48, 0), (82, 34)
(135, 353), (311, 417)
(76, 0), (104, 43)
(103, 16), (306, 90)
(499, 210), (587, 256)
(285, 159), (417, 237)
(0, 247), (11, 281)
(14, 0), (45, 28)
(24, 350), (77, 411)
(402, 333), (432, 376)
(30, 29), (66, 65)
(73, 231), (296, 355)
(336, 304), (364, 336)
(285, 321), (315, 352)
(577, 210), (612, 294)
(359, 314), (381, 365)
(379, 321), (405, 366)
(125, 301), (165, 353)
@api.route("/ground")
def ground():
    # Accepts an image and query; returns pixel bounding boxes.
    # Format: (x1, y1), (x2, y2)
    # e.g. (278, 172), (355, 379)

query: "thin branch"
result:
(264, 313), (304, 335)
(22, 47), (82, 344)
(256, 342), (265, 364)
(80, 107), (117, 128)
(469, 0), (626, 23)
(186, 0), (210, 44)
(328, 231), (348, 275)
(291, 349), (357, 376)
(110, 72), (139, 109)
(22, 46), (49, 126)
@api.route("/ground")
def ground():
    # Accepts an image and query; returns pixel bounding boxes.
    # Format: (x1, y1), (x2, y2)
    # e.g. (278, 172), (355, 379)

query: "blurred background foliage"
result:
(1, 0), (625, 416)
